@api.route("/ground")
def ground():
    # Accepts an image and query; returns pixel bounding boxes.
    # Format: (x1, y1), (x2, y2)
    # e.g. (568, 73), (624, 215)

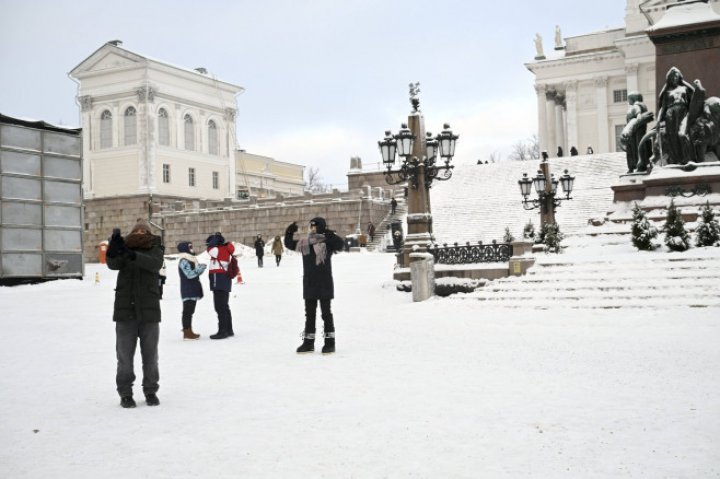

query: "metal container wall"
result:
(1, 118), (83, 280)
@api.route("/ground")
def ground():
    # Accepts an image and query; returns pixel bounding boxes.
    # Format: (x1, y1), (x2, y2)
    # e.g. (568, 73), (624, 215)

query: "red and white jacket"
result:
(207, 243), (235, 291)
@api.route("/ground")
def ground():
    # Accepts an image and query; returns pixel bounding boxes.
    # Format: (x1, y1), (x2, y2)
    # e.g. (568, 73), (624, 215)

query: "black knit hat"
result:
(309, 217), (326, 233)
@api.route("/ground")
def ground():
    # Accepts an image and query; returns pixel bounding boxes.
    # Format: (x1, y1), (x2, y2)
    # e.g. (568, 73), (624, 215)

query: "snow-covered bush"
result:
(523, 220), (535, 242)
(663, 199), (690, 252)
(541, 223), (564, 253)
(630, 202), (658, 251)
(695, 201), (720, 247)
(503, 227), (515, 243)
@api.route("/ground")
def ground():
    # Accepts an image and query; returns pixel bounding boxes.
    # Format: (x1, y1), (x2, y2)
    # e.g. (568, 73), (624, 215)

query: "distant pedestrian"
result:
(390, 197), (397, 215)
(587, 146), (594, 154)
(570, 146), (578, 156)
(557, 146), (564, 157)
(206, 232), (235, 340)
(541, 150), (549, 161)
(176, 241), (206, 340)
(106, 219), (164, 408)
(367, 222), (376, 242)
(284, 218), (344, 354)
(254, 234), (265, 268)
(271, 235), (284, 266)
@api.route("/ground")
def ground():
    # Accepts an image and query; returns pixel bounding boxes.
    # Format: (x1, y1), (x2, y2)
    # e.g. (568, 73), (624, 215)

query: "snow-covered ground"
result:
(1, 249), (719, 478)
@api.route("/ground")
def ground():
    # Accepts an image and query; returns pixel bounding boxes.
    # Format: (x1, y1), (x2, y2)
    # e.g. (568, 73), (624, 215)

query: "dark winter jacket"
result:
(254, 237), (265, 257)
(284, 218), (344, 300)
(107, 235), (164, 323)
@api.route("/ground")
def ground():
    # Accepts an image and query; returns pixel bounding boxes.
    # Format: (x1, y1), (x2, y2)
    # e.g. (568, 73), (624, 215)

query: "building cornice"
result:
(525, 49), (624, 72)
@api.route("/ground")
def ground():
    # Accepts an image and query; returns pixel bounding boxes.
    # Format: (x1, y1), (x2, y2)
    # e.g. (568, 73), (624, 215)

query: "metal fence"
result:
(427, 241), (513, 265)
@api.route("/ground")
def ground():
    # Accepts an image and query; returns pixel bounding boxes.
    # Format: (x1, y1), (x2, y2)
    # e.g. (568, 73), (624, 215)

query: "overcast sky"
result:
(0, 0), (627, 188)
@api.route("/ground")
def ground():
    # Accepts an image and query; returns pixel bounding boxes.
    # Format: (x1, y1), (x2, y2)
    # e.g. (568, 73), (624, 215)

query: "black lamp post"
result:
(378, 83), (458, 266)
(518, 159), (575, 227)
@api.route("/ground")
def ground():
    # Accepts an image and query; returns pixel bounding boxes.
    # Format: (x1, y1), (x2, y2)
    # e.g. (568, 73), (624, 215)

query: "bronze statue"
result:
(620, 92), (653, 173)
(636, 67), (720, 172)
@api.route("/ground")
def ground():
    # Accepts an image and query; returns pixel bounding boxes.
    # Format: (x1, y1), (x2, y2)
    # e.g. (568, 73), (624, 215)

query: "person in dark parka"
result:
(206, 232), (235, 339)
(285, 217), (344, 354)
(176, 241), (206, 340)
(254, 234), (265, 268)
(106, 219), (164, 408)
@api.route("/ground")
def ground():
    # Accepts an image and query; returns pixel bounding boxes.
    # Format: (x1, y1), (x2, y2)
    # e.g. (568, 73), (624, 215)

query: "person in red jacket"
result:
(206, 232), (235, 340)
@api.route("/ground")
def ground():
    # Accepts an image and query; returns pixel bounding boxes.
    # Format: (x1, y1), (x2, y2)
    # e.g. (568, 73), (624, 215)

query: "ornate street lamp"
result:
(518, 161), (574, 220)
(378, 83), (459, 269)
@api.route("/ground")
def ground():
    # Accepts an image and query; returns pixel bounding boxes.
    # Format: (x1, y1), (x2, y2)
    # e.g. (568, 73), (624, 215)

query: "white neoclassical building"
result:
(525, 0), (720, 157)
(70, 41), (244, 200)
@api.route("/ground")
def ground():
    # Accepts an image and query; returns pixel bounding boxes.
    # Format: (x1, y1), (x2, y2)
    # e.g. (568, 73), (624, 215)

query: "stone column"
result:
(410, 252), (435, 302)
(136, 86), (156, 194)
(595, 76), (610, 152)
(534, 84), (548, 153)
(564, 81), (578, 152)
(225, 108), (237, 199)
(79, 95), (94, 198)
(554, 92), (566, 156)
(545, 89), (557, 157)
(625, 63), (639, 94)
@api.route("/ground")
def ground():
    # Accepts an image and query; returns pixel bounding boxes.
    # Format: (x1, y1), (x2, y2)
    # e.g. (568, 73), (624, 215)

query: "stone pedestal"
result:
(410, 253), (435, 302)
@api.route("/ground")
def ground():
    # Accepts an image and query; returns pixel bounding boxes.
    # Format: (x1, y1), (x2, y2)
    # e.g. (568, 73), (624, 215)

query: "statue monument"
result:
(636, 67), (720, 172)
(620, 92), (653, 173)
(534, 33), (545, 59)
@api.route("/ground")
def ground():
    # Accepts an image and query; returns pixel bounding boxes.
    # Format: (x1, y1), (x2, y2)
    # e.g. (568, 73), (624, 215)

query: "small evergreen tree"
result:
(503, 227), (515, 243)
(695, 201), (720, 247)
(663, 199), (690, 252)
(630, 202), (658, 250)
(523, 220), (535, 242)
(541, 223), (564, 253)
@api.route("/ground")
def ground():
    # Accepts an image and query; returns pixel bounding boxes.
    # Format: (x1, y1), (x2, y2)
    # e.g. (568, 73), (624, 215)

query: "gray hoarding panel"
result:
(43, 156), (81, 181)
(44, 180), (81, 204)
(44, 229), (82, 252)
(2, 201), (42, 226)
(1, 228), (42, 251)
(0, 151), (41, 175)
(44, 132), (81, 157)
(1, 253), (42, 276)
(44, 253), (83, 277)
(45, 204), (81, 227)
(0, 125), (41, 151)
(1, 176), (42, 201)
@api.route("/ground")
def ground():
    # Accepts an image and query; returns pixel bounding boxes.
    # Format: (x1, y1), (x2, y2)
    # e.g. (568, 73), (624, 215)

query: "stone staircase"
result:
(454, 246), (720, 309)
(367, 197), (408, 252)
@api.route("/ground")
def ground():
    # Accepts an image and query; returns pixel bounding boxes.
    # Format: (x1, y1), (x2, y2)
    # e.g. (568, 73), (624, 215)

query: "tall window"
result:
(124, 106), (137, 146)
(208, 120), (218, 155)
(100, 110), (112, 149)
(188, 167), (196, 187)
(158, 108), (169, 146)
(184, 114), (194, 151)
(163, 164), (171, 183)
(613, 89), (628, 104)
(212, 171), (219, 189)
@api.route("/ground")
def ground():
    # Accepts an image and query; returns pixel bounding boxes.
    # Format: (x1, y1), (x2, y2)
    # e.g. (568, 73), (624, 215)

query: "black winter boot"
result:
(145, 393), (160, 406)
(296, 332), (315, 354)
(322, 331), (335, 355)
(210, 331), (230, 340)
(120, 396), (136, 408)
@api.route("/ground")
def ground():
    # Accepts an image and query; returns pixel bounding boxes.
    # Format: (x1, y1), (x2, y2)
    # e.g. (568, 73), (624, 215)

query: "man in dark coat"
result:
(106, 219), (164, 408)
(254, 234), (265, 267)
(285, 217), (344, 354)
(206, 233), (235, 340)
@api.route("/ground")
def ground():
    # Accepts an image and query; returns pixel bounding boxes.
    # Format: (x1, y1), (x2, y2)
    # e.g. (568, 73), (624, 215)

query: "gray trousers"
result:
(115, 320), (159, 397)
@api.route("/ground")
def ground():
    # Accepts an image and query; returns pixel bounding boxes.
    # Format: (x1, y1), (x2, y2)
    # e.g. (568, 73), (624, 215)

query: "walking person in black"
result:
(254, 234), (265, 268)
(390, 197), (397, 215)
(284, 217), (344, 354)
(106, 219), (164, 408)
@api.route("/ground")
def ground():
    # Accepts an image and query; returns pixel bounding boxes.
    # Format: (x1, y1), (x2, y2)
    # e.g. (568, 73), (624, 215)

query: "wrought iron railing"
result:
(428, 241), (513, 265)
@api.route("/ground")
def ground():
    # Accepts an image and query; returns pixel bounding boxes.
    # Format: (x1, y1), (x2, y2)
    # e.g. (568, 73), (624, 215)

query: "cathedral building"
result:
(525, 0), (720, 157)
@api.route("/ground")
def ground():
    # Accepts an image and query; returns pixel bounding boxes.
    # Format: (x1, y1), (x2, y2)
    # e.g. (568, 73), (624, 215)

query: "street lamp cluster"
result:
(378, 123), (458, 189)
(518, 166), (575, 212)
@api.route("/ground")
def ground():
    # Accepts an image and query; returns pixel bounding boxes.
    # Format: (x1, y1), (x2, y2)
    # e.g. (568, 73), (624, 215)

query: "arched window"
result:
(208, 120), (218, 155)
(100, 110), (112, 149)
(184, 114), (194, 151)
(124, 106), (137, 146)
(158, 108), (169, 146)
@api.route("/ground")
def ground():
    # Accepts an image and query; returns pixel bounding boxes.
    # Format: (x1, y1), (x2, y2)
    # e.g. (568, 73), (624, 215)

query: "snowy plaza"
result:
(1, 244), (719, 478)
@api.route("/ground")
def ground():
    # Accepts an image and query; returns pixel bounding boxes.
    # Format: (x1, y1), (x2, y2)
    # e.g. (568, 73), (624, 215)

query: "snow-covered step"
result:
(483, 280), (719, 293)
